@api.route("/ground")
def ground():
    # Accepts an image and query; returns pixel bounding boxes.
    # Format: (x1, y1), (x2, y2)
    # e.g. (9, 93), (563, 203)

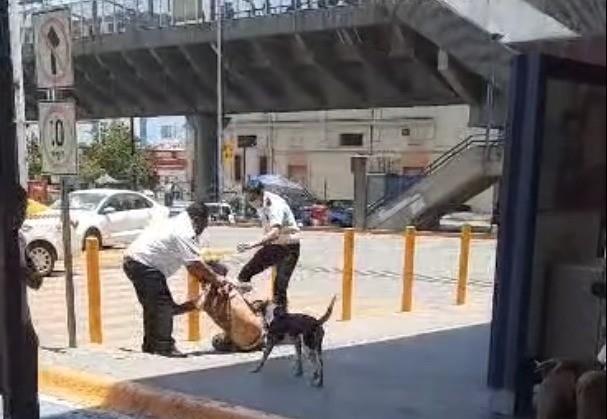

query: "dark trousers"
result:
(238, 243), (300, 308)
(123, 258), (177, 352)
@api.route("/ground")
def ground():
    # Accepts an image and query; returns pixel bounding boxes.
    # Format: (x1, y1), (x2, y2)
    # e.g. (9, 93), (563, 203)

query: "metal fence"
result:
(20, 0), (362, 41)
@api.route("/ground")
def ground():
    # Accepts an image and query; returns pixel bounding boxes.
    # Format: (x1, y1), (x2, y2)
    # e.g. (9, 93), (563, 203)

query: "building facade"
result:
(223, 105), (493, 212)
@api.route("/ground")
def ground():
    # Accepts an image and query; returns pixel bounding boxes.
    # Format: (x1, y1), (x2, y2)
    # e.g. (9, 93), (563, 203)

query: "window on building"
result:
(160, 125), (176, 139)
(234, 155), (242, 182)
(259, 156), (268, 175)
(339, 133), (364, 147)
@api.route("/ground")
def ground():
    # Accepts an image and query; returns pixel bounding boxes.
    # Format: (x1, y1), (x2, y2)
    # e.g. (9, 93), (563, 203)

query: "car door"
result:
(98, 194), (131, 245)
(129, 194), (156, 237)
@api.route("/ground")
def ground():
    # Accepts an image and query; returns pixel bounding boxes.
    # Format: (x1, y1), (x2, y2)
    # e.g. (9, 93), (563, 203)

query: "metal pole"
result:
(216, 0), (224, 201)
(369, 108), (375, 156)
(484, 33), (502, 157)
(61, 176), (77, 347)
(130, 116), (137, 189)
(9, 0), (26, 185)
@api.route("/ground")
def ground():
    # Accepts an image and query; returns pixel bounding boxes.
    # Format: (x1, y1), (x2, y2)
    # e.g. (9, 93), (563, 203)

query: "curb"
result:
(39, 365), (286, 419)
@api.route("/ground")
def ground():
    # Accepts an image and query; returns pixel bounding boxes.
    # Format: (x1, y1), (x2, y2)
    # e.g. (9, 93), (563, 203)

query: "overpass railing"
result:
(20, 0), (362, 42)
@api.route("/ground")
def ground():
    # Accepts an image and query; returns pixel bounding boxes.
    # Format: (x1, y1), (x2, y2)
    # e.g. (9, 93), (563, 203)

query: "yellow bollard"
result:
(269, 266), (277, 300)
(187, 273), (201, 341)
(456, 224), (472, 305)
(401, 226), (416, 312)
(85, 237), (102, 344)
(341, 228), (355, 321)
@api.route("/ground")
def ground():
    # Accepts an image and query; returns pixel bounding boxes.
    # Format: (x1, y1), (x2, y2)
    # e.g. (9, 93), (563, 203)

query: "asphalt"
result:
(134, 324), (500, 419)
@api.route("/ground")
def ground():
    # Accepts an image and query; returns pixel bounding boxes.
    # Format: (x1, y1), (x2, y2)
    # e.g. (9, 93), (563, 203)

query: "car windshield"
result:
(51, 192), (108, 211)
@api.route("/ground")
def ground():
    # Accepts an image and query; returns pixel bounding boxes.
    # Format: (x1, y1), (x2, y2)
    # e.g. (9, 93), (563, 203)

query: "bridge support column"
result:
(351, 156), (368, 230)
(187, 114), (217, 202)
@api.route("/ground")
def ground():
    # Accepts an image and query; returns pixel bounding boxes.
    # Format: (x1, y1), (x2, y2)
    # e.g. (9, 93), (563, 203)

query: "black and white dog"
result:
(250, 296), (336, 387)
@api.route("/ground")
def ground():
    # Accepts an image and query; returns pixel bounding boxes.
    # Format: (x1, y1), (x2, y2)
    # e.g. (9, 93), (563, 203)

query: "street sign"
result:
(39, 101), (77, 175)
(33, 9), (73, 89)
(237, 135), (257, 148)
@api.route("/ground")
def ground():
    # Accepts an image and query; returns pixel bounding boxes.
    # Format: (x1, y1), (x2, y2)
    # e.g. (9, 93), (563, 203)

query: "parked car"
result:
(206, 202), (236, 224)
(170, 201), (236, 224)
(21, 217), (76, 277)
(22, 189), (169, 276)
(294, 206), (313, 227)
(328, 200), (353, 227)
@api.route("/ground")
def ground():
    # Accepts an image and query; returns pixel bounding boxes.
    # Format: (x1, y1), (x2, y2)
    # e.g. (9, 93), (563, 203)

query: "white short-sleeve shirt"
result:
(258, 191), (300, 245)
(125, 211), (202, 278)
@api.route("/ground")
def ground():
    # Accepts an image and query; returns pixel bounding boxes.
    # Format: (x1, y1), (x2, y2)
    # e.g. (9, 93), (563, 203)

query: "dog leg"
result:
(309, 349), (324, 387)
(293, 336), (304, 377)
(312, 329), (325, 387)
(251, 336), (276, 373)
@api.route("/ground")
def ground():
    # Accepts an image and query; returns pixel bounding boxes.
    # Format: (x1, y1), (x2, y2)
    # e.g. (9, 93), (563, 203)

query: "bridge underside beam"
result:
(23, 1), (511, 120)
(524, 0), (605, 36)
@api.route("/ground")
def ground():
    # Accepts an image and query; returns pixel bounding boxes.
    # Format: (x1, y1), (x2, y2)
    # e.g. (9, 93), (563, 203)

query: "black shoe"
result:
(154, 347), (188, 358)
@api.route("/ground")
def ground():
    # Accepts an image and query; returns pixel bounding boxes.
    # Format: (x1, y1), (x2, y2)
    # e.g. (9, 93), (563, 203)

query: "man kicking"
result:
(123, 202), (225, 357)
(236, 180), (301, 309)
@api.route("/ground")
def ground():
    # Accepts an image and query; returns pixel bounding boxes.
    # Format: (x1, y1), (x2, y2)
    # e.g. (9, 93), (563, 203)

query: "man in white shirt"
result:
(237, 180), (300, 309)
(123, 202), (224, 357)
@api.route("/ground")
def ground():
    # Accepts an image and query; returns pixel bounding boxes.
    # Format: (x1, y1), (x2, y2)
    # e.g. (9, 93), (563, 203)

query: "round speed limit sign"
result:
(39, 101), (78, 175)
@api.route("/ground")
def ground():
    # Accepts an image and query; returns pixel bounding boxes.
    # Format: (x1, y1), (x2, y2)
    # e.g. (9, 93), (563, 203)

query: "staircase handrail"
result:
(367, 133), (503, 215)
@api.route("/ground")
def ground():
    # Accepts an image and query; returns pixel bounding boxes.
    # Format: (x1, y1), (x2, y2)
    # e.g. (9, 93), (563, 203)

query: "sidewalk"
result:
(39, 302), (496, 419)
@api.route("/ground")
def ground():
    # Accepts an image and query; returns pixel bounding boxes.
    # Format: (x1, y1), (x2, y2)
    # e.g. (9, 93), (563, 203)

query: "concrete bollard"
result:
(187, 273), (201, 341)
(456, 224), (472, 305)
(401, 226), (416, 312)
(341, 228), (355, 321)
(85, 237), (102, 344)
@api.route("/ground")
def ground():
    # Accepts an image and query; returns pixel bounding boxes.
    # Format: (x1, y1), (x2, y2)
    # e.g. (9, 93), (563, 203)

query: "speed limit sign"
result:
(39, 101), (77, 175)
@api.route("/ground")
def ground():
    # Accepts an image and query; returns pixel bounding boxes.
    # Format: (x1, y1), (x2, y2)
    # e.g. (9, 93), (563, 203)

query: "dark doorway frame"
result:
(488, 53), (606, 415)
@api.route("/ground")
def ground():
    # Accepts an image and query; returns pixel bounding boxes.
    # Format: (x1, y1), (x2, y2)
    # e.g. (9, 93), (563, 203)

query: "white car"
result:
(206, 202), (236, 224)
(22, 189), (169, 276)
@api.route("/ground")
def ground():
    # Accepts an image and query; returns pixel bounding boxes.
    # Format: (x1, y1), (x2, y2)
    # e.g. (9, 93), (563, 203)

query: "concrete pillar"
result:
(351, 155), (368, 230)
(186, 114), (217, 202)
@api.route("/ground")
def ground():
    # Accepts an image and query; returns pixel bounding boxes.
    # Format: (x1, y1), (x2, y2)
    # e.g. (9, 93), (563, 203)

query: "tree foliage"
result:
(27, 131), (42, 179)
(79, 122), (156, 189)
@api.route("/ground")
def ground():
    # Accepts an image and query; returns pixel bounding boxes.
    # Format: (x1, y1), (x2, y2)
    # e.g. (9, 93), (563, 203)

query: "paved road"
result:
(0, 395), (132, 419)
(29, 227), (496, 349)
(137, 324), (497, 419)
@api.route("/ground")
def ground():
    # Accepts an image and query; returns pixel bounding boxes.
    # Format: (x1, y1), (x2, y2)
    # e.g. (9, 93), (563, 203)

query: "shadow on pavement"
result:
(135, 324), (503, 419)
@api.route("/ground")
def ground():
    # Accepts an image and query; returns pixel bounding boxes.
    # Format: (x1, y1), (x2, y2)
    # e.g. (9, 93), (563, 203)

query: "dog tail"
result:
(318, 296), (337, 324)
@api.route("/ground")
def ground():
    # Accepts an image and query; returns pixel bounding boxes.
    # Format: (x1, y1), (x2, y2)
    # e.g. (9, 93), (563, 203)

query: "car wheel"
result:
(82, 228), (102, 251)
(27, 242), (56, 277)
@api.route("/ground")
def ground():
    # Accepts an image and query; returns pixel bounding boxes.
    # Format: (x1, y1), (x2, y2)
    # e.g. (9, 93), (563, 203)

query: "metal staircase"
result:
(366, 134), (503, 230)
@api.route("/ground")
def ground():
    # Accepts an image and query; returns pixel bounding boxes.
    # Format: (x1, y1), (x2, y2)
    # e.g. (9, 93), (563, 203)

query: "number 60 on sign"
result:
(39, 101), (78, 175)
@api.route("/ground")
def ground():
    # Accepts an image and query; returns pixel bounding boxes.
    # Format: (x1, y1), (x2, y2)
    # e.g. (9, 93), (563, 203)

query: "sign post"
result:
(237, 135), (257, 216)
(35, 8), (78, 348)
